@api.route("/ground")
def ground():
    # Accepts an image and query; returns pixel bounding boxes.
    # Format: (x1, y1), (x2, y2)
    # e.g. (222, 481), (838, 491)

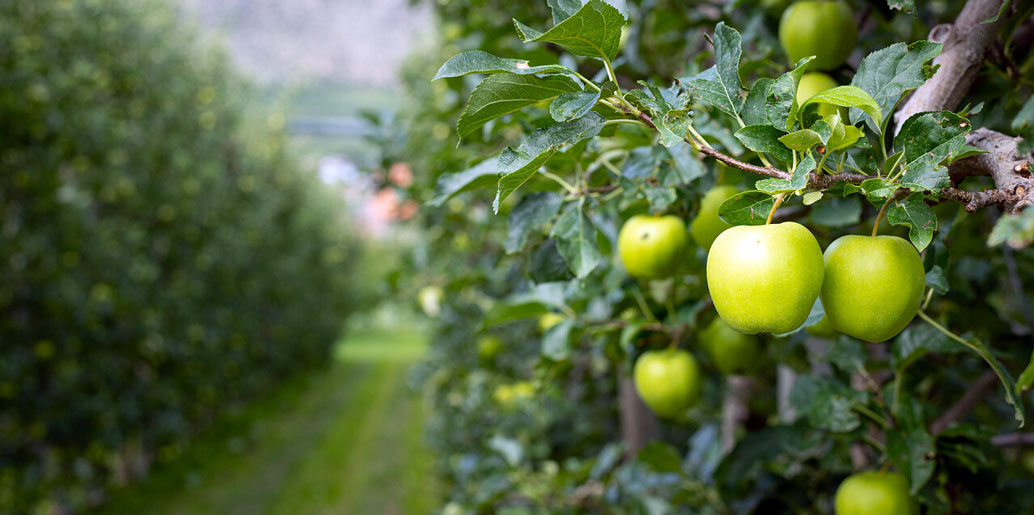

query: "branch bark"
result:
(618, 374), (659, 458)
(721, 375), (754, 453)
(991, 432), (1034, 447)
(893, 0), (1007, 130)
(929, 369), (999, 435)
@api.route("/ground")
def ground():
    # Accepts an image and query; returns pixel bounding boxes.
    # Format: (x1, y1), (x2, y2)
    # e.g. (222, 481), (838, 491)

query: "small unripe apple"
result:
(707, 222), (824, 334)
(478, 335), (502, 360)
(834, 471), (917, 515)
(690, 186), (739, 250)
(618, 215), (689, 279)
(633, 349), (701, 417)
(700, 317), (762, 375)
(538, 312), (565, 332)
(821, 235), (925, 342)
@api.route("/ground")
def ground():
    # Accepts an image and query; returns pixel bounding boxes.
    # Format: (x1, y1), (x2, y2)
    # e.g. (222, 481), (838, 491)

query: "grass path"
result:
(99, 326), (436, 514)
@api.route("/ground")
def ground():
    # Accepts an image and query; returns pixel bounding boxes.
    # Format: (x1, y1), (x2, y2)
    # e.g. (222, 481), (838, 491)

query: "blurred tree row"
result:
(0, 1), (363, 511)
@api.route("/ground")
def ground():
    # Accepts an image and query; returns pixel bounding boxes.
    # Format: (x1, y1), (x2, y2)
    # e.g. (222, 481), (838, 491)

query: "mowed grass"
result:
(98, 325), (437, 515)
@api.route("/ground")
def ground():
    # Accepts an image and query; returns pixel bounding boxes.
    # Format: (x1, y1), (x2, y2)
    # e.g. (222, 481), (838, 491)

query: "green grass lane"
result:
(98, 325), (437, 515)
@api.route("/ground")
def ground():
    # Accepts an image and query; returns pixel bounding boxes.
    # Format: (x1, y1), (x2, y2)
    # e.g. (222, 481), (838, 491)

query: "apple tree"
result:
(384, 0), (1034, 511)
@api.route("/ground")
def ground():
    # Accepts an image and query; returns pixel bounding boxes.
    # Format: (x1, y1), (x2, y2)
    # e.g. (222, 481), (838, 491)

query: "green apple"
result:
(779, 1), (857, 71)
(797, 72), (845, 119)
(700, 317), (762, 375)
(821, 235), (925, 342)
(706, 222), (824, 334)
(806, 315), (840, 338)
(477, 335), (502, 360)
(834, 471), (917, 515)
(618, 215), (689, 279)
(633, 349), (701, 417)
(538, 312), (565, 332)
(690, 186), (739, 251)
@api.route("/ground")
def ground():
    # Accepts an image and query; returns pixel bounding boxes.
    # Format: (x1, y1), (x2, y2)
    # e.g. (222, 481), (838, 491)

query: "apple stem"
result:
(765, 194), (785, 225)
(872, 199), (892, 236)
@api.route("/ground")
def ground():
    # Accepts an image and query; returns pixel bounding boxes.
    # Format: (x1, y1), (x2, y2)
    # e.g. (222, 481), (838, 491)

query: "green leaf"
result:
(717, 190), (776, 226)
(645, 186), (677, 212)
(459, 73), (582, 140)
(887, 193), (937, 251)
(779, 129), (823, 152)
(800, 86), (882, 129)
(686, 22), (744, 118)
(827, 336), (866, 374)
(514, 0), (626, 60)
(550, 88), (602, 122)
(637, 441), (684, 474)
(505, 192), (564, 254)
(886, 429), (935, 494)
(433, 50), (572, 79)
(803, 191), (823, 205)
(483, 282), (568, 327)
(766, 57), (814, 132)
(894, 111), (971, 191)
(488, 435), (524, 467)
(1012, 95), (1034, 132)
(891, 324), (963, 371)
(662, 143), (707, 185)
(494, 113), (607, 212)
(542, 318), (575, 360)
(791, 376), (866, 432)
(809, 196), (862, 227)
(627, 82), (691, 147)
(734, 124), (792, 163)
(1016, 349), (1034, 393)
(988, 208), (1034, 248)
(850, 41), (943, 133)
(529, 239), (574, 282)
(887, 0), (915, 14)
(859, 178), (900, 203)
(741, 77), (774, 126)
(925, 265), (949, 295)
(429, 158), (498, 206)
(550, 204), (603, 278)
(756, 153), (814, 194)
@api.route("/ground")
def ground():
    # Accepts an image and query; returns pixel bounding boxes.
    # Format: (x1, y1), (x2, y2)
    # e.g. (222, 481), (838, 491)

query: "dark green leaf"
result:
(891, 324), (963, 371)
(514, 0), (626, 60)
(800, 86), (882, 129)
(645, 186), (677, 212)
(809, 196), (862, 227)
(850, 41), (943, 132)
(887, 0), (915, 14)
(766, 57), (813, 131)
(542, 318), (575, 360)
(434, 50), (572, 79)
(887, 193), (937, 251)
(1012, 95), (1034, 132)
(925, 265), (949, 295)
(494, 113), (607, 212)
(662, 143), (707, 185)
(529, 239), (574, 282)
(550, 204), (603, 278)
(828, 336), (866, 374)
(886, 429), (935, 494)
(505, 192), (564, 254)
(459, 73), (582, 139)
(550, 89), (602, 122)
(756, 153), (814, 193)
(741, 77), (774, 126)
(734, 124), (792, 163)
(718, 190), (776, 226)
(637, 441), (684, 474)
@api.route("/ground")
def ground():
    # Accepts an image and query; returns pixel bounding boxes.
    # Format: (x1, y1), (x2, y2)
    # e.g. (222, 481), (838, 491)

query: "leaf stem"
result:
(632, 285), (657, 323)
(872, 199), (892, 237)
(540, 169), (577, 194)
(860, 433), (887, 454)
(572, 71), (602, 92)
(854, 404), (892, 430)
(766, 194), (786, 225)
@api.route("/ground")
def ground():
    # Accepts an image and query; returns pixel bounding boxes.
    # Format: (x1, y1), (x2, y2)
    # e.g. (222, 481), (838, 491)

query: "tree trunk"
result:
(618, 374), (659, 458)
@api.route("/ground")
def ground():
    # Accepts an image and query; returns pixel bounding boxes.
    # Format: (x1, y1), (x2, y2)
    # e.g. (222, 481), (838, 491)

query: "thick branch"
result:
(947, 128), (1034, 214)
(929, 369), (998, 434)
(893, 0), (1007, 131)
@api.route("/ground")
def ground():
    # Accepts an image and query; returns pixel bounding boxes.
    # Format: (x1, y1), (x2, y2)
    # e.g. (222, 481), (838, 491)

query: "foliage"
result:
(378, 0), (1034, 512)
(0, 1), (362, 511)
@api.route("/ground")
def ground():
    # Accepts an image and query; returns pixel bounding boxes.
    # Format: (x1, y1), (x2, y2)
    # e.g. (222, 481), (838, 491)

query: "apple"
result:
(706, 222), (824, 334)
(618, 215), (689, 279)
(633, 349), (701, 417)
(418, 285), (443, 317)
(821, 235), (925, 342)
(538, 312), (565, 332)
(834, 471), (917, 515)
(478, 335), (502, 360)
(797, 72), (845, 119)
(690, 185), (739, 250)
(779, 1), (857, 71)
(700, 317), (762, 375)
(806, 315), (840, 339)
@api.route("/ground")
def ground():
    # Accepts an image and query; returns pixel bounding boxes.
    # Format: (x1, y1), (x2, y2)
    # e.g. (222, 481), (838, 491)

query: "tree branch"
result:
(929, 369), (998, 435)
(991, 432), (1034, 447)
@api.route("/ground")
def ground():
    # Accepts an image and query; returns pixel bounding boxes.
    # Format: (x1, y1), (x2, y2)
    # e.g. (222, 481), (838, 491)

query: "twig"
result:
(929, 369), (998, 434)
(991, 432), (1034, 447)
